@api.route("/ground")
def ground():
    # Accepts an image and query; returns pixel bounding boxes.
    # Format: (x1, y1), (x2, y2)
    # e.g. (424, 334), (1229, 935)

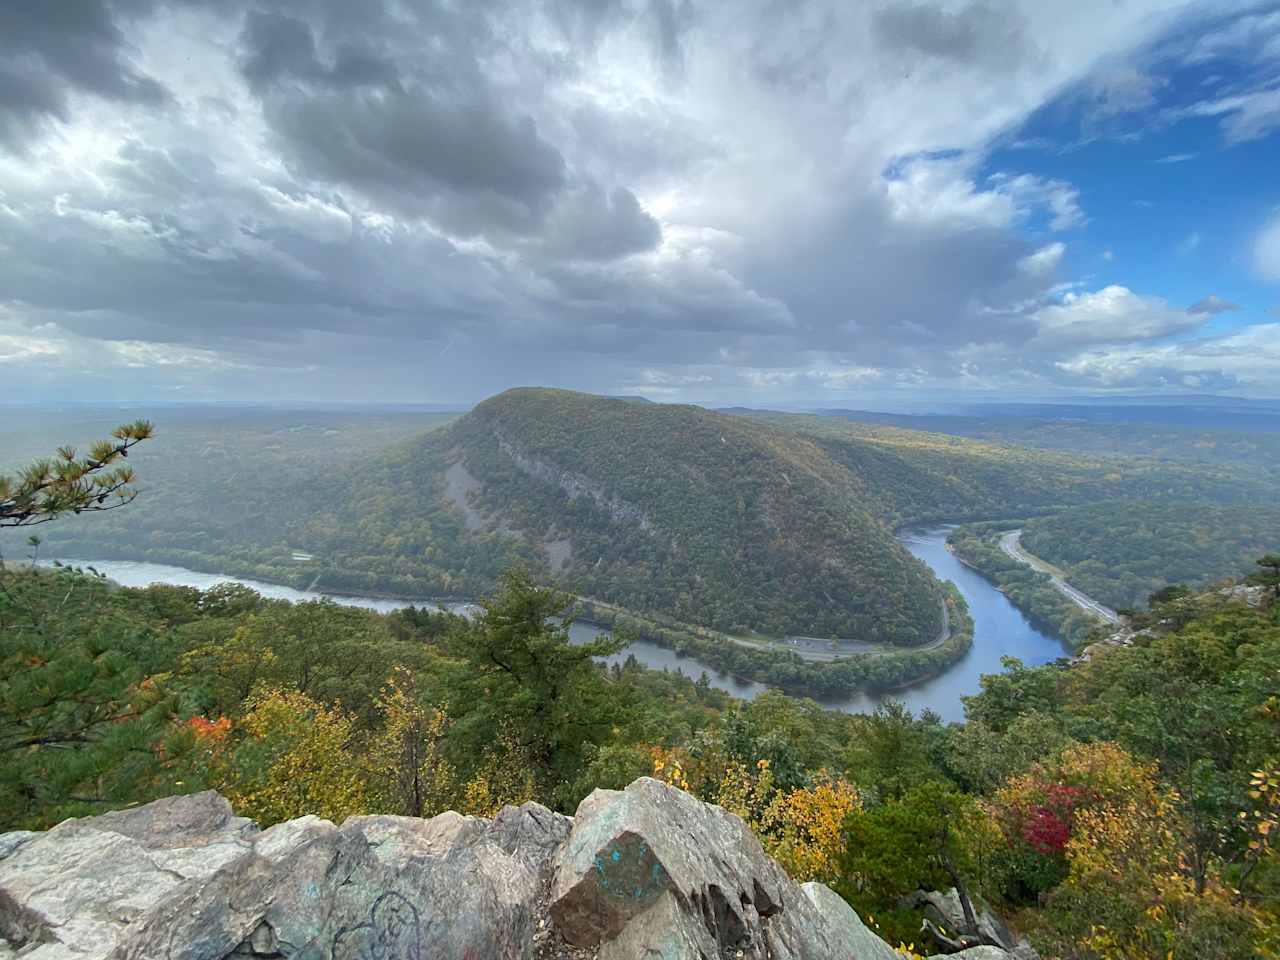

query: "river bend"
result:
(43, 526), (1069, 723)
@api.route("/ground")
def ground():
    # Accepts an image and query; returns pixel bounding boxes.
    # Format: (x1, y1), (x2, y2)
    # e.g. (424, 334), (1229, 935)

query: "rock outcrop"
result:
(903, 889), (1039, 960)
(0, 778), (1024, 960)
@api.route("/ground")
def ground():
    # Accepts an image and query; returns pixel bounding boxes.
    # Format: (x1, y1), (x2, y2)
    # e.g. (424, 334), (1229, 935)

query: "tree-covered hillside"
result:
(320, 388), (946, 642)
(0, 406), (459, 583)
(736, 411), (1269, 524)
(1019, 502), (1280, 611)
(15, 394), (1273, 656)
(812, 408), (1280, 472)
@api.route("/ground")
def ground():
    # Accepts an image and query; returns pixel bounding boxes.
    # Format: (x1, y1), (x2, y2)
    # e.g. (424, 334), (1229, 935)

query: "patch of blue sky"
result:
(979, 6), (1280, 326)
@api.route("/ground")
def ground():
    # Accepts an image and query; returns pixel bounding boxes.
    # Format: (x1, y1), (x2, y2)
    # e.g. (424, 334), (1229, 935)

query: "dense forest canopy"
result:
(1020, 502), (1280, 612)
(809, 407), (1280, 472)
(4, 546), (1276, 958)
(733, 410), (1270, 523)
(342, 387), (945, 641)
(5, 391), (953, 645)
(8, 391), (1277, 662)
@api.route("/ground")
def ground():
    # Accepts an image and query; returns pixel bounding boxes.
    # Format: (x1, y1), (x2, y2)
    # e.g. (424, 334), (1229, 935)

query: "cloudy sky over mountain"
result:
(2, 0), (1279, 404)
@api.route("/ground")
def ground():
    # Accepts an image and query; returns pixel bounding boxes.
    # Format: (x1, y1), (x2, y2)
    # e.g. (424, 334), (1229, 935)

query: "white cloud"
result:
(884, 155), (1017, 230)
(106, 341), (244, 370)
(1178, 231), (1202, 256)
(1057, 323), (1280, 388)
(0, 334), (64, 363)
(1018, 242), (1066, 276)
(1173, 87), (1280, 145)
(989, 173), (1087, 230)
(1256, 213), (1280, 282)
(259, 187), (354, 245)
(1030, 285), (1202, 347)
(884, 158), (1086, 236)
(639, 368), (713, 386)
(1184, 8), (1280, 65)
(0, 309), (251, 374)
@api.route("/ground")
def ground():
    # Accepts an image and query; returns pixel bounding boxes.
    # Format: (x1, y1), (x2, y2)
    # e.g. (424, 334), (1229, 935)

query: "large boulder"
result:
(549, 777), (899, 960)
(904, 888), (1039, 960)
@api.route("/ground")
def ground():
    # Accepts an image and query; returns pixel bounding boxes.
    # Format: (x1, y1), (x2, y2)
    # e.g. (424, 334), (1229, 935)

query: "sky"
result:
(2, 0), (1280, 406)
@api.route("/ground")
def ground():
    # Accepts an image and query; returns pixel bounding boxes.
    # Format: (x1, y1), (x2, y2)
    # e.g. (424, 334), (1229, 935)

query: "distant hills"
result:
(806, 407), (1280, 468)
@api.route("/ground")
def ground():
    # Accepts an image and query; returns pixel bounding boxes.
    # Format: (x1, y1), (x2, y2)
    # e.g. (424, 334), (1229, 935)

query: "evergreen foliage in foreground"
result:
(4, 554), (1278, 959)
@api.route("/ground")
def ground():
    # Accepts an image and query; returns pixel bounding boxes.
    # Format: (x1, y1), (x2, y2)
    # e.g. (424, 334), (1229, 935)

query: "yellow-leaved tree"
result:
(456, 727), (541, 817)
(654, 753), (858, 885)
(215, 687), (367, 826)
(1022, 742), (1272, 960)
(364, 668), (457, 818)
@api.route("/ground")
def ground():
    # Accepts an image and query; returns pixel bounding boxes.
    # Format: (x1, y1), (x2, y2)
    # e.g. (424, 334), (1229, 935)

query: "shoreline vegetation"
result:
(946, 521), (1109, 647)
(32, 538), (976, 698)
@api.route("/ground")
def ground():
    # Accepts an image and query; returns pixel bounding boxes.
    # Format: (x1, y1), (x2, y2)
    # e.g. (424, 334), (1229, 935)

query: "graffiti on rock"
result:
(332, 891), (423, 960)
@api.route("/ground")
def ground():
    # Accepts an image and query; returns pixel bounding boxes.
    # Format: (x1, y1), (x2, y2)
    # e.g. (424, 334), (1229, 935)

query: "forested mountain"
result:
(316, 388), (946, 642)
(1019, 502), (1280, 611)
(12, 393), (1273, 651)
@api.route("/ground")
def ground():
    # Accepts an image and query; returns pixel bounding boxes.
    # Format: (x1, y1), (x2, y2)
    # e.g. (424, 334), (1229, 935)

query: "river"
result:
(46, 526), (1069, 723)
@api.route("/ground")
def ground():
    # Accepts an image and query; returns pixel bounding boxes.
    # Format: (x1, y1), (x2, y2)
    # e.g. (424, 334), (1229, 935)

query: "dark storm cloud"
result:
(536, 184), (661, 260)
(0, 0), (167, 149)
(871, 0), (1031, 69)
(237, 11), (567, 230)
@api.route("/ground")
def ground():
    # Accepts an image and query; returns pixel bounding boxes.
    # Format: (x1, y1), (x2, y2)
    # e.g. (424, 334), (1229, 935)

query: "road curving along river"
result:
(43, 525), (1070, 723)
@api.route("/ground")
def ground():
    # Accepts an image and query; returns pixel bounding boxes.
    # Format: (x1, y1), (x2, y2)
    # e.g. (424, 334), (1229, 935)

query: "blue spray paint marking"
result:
(591, 836), (670, 903)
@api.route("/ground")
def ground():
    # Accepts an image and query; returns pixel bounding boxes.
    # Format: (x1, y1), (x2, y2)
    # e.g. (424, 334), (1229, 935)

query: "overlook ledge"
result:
(0, 778), (1021, 960)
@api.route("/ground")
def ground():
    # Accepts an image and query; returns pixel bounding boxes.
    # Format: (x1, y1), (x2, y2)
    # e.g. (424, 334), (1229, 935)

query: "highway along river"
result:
(45, 525), (1070, 723)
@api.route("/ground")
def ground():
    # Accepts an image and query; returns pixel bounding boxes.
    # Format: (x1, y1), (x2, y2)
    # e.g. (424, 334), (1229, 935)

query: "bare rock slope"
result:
(0, 778), (1018, 960)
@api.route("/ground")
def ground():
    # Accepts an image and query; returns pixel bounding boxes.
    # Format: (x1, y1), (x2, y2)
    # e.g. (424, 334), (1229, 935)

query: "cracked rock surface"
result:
(0, 778), (1019, 959)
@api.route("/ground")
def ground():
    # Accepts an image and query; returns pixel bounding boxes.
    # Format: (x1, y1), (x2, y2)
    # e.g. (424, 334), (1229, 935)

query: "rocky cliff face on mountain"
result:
(336, 388), (947, 644)
(0, 778), (1026, 960)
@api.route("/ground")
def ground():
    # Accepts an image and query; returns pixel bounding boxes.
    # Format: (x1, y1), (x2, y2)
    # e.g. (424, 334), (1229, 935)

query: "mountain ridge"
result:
(334, 387), (945, 644)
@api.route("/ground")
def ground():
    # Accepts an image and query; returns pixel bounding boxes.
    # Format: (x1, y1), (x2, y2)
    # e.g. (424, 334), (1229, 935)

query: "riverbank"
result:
(29, 537), (968, 698)
(39, 526), (1073, 722)
(998, 530), (1121, 624)
(945, 521), (1113, 646)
